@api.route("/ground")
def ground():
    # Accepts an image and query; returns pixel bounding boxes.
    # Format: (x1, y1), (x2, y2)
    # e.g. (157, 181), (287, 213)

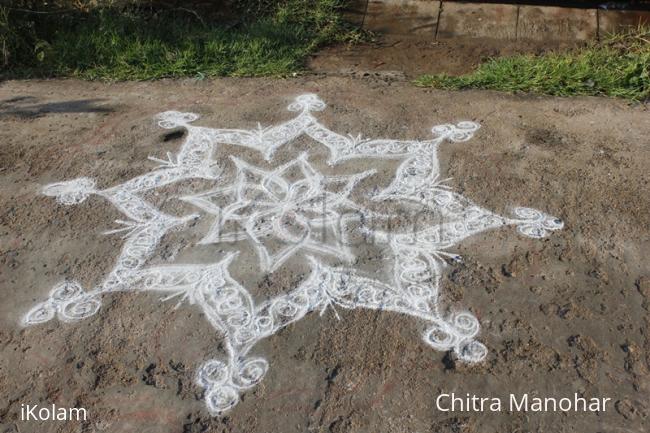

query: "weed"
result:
(414, 26), (650, 101)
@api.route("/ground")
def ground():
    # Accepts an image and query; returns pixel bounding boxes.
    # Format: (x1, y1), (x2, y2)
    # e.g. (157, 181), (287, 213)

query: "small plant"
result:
(414, 26), (650, 101)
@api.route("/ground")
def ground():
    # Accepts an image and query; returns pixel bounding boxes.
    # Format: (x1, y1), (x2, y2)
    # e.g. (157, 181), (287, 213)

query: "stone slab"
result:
(363, 0), (441, 36)
(517, 6), (598, 41)
(436, 2), (518, 39)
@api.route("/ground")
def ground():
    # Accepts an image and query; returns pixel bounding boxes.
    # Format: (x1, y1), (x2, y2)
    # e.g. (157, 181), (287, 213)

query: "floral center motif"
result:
(182, 153), (374, 273)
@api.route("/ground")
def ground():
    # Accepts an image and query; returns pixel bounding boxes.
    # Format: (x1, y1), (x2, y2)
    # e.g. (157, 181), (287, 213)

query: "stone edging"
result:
(344, 0), (650, 40)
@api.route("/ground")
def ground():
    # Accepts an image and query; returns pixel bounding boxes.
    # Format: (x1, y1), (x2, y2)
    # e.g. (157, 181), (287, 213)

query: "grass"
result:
(414, 27), (650, 101)
(0, 0), (361, 80)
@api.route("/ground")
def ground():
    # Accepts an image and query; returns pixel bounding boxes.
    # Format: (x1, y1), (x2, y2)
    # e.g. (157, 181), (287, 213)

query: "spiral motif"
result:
(431, 122), (480, 142)
(431, 124), (454, 137)
(49, 281), (83, 303)
(232, 358), (269, 389)
(432, 190), (454, 206)
(513, 207), (542, 221)
(289, 292), (311, 309)
(119, 256), (142, 270)
(517, 225), (547, 239)
(124, 245), (150, 258)
(22, 303), (56, 326)
(451, 312), (480, 338)
(58, 295), (101, 322)
(456, 340), (488, 363)
(213, 290), (245, 315)
(400, 267), (431, 284)
(423, 324), (457, 350)
(204, 272), (230, 291)
(450, 122), (481, 142)
(407, 284), (434, 299)
(102, 277), (123, 291)
(255, 315), (274, 333)
(355, 288), (375, 305)
(225, 310), (252, 328)
(233, 328), (257, 345)
(356, 140), (410, 155)
(273, 299), (299, 317)
(524, 209), (562, 227)
(197, 359), (230, 387)
(205, 385), (239, 414)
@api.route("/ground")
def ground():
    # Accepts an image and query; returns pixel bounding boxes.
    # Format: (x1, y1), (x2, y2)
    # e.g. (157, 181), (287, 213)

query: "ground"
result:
(0, 76), (649, 433)
(309, 34), (577, 78)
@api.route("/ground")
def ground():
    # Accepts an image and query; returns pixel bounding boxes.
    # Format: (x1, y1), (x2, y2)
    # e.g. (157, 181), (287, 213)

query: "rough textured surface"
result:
(437, 2), (518, 39)
(309, 34), (575, 79)
(1, 77), (649, 433)
(355, 1), (650, 41)
(364, 0), (441, 35)
(517, 6), (598, 41)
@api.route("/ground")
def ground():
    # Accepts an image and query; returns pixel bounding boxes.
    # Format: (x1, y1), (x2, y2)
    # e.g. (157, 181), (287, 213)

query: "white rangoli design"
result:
(23, 94), (563, 415)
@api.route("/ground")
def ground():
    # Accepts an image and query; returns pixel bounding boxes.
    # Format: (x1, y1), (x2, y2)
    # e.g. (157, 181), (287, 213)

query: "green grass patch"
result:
(1, 0), (361, 80)
(414, 27), (650, 101)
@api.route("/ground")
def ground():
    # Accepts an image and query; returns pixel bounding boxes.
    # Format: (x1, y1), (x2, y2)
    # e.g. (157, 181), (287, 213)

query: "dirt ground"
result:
(0, 76), (649, 433)
(309, 34), (578, 78)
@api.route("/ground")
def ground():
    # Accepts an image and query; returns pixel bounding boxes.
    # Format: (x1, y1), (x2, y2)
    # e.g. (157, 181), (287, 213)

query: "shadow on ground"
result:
(0, 96), (113, 118)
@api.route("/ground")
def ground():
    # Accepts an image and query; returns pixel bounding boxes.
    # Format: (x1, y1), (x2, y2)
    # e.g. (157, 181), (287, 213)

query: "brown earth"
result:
(309, 34), (579, 79)
(0, 77), (649, 433)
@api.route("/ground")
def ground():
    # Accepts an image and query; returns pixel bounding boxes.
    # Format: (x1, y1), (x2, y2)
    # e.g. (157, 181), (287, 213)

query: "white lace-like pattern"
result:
(26, 94), (563, 415)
